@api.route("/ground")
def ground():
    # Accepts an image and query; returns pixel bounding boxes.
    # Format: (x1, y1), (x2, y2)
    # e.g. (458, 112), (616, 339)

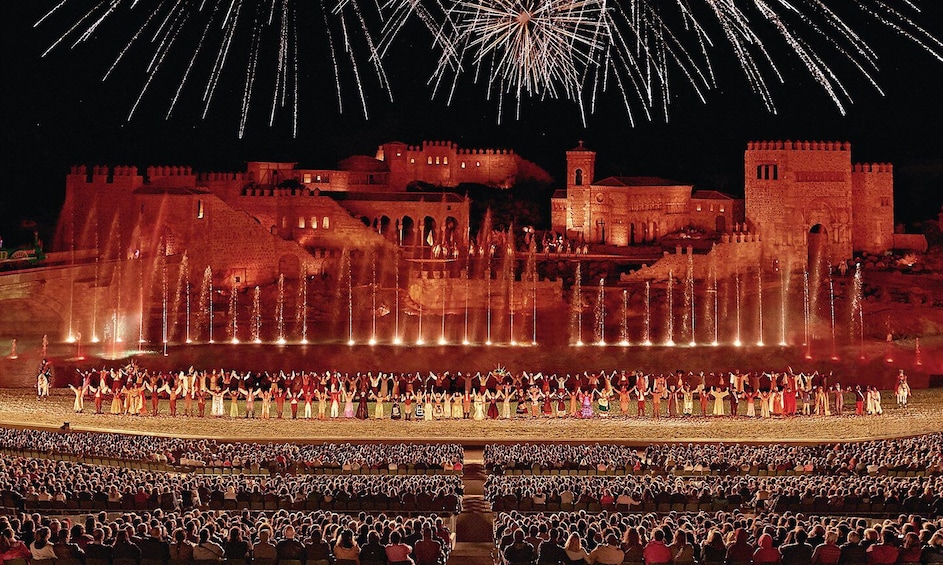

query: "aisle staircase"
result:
(451, 454), (496, 565)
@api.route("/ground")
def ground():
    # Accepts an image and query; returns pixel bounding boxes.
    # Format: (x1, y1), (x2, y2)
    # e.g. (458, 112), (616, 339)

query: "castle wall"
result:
(380, 140), (549, 190)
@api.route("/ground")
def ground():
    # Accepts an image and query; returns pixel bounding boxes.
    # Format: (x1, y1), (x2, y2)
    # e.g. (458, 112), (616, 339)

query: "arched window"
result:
(311, 217), (318, 229)
(196, 200), (204, 219)
(427, 156), (433, 165)
(435, 156), (440, 165)
(461, 162), (466, 169)
(443, 156), (449, 165)
(322, 216), (330, 229)
(575, 169), (583, 186)
(298, 217), (305, 229)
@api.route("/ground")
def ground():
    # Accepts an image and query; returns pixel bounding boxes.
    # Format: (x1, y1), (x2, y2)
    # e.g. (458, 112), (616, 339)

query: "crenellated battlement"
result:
(145, 165), (194, 178)
(67, 165), (141, 182)
(198, 171), (251, 182)
(747, 140), (851, 151)
(853, 162), (893, 173)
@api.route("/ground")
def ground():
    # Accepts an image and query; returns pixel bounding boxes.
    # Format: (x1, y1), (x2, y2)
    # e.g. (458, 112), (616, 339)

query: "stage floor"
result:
(0, 388), (940, 444)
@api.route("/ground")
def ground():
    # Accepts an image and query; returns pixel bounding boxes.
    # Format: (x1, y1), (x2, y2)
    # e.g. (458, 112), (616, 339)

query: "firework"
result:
(402, 0), (942, 123)
(36, 0), (390, 137)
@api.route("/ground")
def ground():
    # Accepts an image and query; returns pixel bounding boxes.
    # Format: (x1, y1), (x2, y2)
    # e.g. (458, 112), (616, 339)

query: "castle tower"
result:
(851, 163), (894, 254)
(744, 141), (854, 268)
(566, 141), (596, 238)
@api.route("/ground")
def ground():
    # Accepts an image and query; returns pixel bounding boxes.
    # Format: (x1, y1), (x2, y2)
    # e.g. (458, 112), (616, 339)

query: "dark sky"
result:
(2, 1), (942, 246)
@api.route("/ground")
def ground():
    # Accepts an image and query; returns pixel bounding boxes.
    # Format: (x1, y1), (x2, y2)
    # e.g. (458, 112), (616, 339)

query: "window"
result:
(282, 217), (287, 229)
(427, 156), (433, 165)
(410, 158), (415, 164)
(709, 204), (714, 212)
(322, 216), (330, 229)
(443, 156), (448, 165)
(757, 165), (763, 180)
(197, 200), (204, 219)
(720, 206), (725, 213)
(772, 165), (779, 180)
(396, 151), (402, 157)
(316, 175), (322, 182)
(476, 161), (480, 167)
(575, 169), (583, 186)
(435, 156), (440, 165)
(696, 204), (702, 212)
(303, 174), (312, 183)
(311, 217), (318, 229)
(461, 162), (466, 169)
(298, 217), (305, 229)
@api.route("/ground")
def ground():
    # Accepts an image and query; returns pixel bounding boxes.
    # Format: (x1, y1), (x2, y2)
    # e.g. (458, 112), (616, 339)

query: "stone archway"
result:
(808, 224), (828, 269)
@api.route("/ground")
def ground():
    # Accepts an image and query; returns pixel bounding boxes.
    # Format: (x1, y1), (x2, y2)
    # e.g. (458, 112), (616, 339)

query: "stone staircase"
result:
(451, 458), (495, 565)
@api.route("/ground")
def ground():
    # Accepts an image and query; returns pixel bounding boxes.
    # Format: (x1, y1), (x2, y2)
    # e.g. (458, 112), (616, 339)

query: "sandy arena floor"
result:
(0, 388), (941, 444)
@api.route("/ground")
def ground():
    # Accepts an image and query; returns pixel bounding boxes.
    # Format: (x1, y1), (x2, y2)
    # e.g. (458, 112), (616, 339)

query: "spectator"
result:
(138, 525), (170, 561)
(415, 526), (444, 565)
(667, 530), (694, 565)
(333, 529), (361, 565)
(781, 528), (813, 565)
(588, 534), (625, 565)
(253, 527), (278, 560)
(642, 530), (671, 565)
(52, 529), (85, 561)
(726, 527), (755, 564)
(839, 530), (866, 565)
(753, 533), (781, 565)
(0, 527), (31, 562)
(30, 526), (57, 560)
(224, 526), (250, 560)
(360, 530), (387, 565)
(84, 528), (114, 563)
(922, 532), (943, 564)
(865, 530), (899, 565)
(306, 527), (335, 565)
(387, 530), (415, 565)
(810, 530), (841, 565)
(192, 528), (225, 561)
(169, 528), (194, 562)
(564, 532), (589, 565)
(276, 524), (306, 561)
(537, 528), (567, 565)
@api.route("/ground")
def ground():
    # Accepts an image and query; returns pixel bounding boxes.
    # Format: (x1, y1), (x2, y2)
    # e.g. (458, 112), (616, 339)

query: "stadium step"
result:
(449, 542), (495, 565)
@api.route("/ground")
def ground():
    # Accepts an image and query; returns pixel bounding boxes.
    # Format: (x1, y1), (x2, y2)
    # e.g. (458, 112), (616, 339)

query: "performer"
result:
(895, 370), (910, 407)
(711, 386), (728, 417)
(68, 370), (89, 412)
(681, 384), (694, 416)
(854, 385), (865, 416)
(36, 360), (52, 400)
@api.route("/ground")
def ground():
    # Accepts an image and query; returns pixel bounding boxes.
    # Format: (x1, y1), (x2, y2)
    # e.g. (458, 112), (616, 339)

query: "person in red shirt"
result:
(642, 530), (672, 565)
(753, 533), (782, 565)
(866, 530), (900, 565)
(413, 527), (443, 565)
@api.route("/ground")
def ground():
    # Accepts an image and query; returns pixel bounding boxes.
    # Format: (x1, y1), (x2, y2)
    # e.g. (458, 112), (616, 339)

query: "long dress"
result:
(443, 394), (452, 419)
(453, 394), (464, 419)
(343, 394), (355, 418)
(473, 394), (485, 420)
(424, 397), (434, 421)
(487, 395), (499, 419)
(356, 392), (369, 420)
(712, 390), (728, 416)
(580, 393), (594, 418)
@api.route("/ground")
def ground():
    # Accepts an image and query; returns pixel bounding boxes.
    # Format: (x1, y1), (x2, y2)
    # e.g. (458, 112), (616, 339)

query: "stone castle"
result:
(552, 140), (911, 267)
(57, 140), (549, 286)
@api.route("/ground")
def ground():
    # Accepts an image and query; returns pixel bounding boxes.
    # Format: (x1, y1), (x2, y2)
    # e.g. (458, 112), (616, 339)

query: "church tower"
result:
(566, 141), (596, 237)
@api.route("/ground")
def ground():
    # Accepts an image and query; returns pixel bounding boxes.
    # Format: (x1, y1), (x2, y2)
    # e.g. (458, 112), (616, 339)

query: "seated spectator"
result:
(192, 528), (225, 561)
(414, 526), (444, 565)
(0, 527), (31, 562)
(537, 528), (567, 565)
(780, 528), (813, 565)
(306, 527), (335, 565)
(253, 527), (278, 560)
(224, 526), (250, 560)
(387, 530), (415, 565)
(360, 530), (387, 565)
(922, 532), (943, 564)
(866, 530), (899, 565)
(588, 534), (624, 565)
(564, 532), (589, 565)
(810, 529), (841, 565)
(642, 530), (671, 565)
(333, 529), (361, 565)
(505, 530), (536, 565)
(726, 527), (754, 564)
(169, 528), (194, 562)
(753, 533), (781, 565)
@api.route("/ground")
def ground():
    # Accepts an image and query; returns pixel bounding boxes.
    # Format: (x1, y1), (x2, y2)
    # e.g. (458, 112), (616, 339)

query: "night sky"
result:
(2, 1), (942, 247)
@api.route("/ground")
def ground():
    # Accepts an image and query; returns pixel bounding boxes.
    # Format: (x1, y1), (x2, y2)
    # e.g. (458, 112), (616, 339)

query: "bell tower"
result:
(566, 141), (596, 236)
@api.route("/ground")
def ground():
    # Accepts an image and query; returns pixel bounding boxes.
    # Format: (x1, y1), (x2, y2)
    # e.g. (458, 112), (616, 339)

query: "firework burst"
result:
(36, 0), (391, 138)
(396, 0), (943, 123)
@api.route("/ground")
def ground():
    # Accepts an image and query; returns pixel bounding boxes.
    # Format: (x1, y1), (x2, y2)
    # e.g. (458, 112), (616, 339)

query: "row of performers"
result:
(65, 364), (903, 419)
